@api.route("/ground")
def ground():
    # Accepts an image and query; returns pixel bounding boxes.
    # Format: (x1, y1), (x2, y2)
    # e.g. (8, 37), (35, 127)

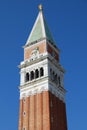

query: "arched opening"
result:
(25, 73), (29, 82)
(50, 68), (52, 79)
(58, 76), (61, 86)
(52, 71), (55, 81)
(50, 68), (52, 73)
(40, 67), (44, 77)
(35, 69), (39, 79)
(54, 74), (57, 83)
(30, 71), (34, 80)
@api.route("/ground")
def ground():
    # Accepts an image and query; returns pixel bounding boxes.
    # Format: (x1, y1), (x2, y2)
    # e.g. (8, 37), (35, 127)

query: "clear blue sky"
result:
(0, 0), (87, 130)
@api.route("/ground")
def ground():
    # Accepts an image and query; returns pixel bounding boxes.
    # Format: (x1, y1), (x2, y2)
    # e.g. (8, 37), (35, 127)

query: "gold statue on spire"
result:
(38, 4), (43, 11)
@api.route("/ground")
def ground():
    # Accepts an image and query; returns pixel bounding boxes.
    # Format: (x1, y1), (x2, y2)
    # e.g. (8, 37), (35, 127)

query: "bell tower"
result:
(18, 5), (67, 130)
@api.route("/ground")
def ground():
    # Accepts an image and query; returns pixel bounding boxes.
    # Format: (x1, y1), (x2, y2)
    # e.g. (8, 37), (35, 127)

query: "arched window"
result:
(35, 69), (39, 79)
(50, 68), (52, 79)
(52, 71), (55, 81)
(25, 73), (29, 82)
(40, 67), (44, 77)
(58, 76), (61, 86)
(54, 74), (57, 83)
(50, 68), (52, 73)
(30, 71), (34, 80)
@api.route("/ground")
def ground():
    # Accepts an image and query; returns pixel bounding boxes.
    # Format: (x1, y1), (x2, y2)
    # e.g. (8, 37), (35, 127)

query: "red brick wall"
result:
(18, 100), (23, 130)
(18, 91), (67, 130)
(49, 92), (67, 130)
(47, 44), (59, 61)
(18, 91), (50, 130)
(24, 42), (46, 60)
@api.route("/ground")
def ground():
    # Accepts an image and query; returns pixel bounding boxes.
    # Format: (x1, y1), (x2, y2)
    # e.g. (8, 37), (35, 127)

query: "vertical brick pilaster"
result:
(18, 99), (23, 130)
(35, 93), (41, 130)
(29, 95), (34, 130)
(28, 97), (30, 130)
(34, 95), (36, 130)
(56, 97), (58, 130)
(37, 93), (43, 130)
(43, 91), (50, 130)
(25, 97), (29, 130)
(58, 97), (61, 129)
(63, 102), (68, 130)
(41, 93), (43, 130)
(22, 97), (26, 128)
(35, 93), (43, 130)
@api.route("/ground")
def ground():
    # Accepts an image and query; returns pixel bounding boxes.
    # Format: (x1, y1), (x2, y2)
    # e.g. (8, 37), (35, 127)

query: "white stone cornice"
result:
(19, 76), (66, 102)
(19, 52), (65, 74)
(24, 38), (46, 49)
(48, 82), (66, 102)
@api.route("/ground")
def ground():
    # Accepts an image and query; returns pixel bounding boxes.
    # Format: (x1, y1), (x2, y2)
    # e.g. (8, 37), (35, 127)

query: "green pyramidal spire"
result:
(26, 5), (55, 46)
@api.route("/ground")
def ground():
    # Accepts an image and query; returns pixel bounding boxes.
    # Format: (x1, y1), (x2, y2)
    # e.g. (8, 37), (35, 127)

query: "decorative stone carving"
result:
(30, 47), (39, 61)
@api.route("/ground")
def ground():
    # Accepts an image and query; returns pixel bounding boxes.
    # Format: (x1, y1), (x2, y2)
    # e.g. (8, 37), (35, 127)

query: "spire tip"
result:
(38, 4), (43, 11)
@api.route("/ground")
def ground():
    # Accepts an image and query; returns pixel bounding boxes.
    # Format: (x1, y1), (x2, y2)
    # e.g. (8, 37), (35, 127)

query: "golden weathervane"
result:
(38, 4), (43, 11)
